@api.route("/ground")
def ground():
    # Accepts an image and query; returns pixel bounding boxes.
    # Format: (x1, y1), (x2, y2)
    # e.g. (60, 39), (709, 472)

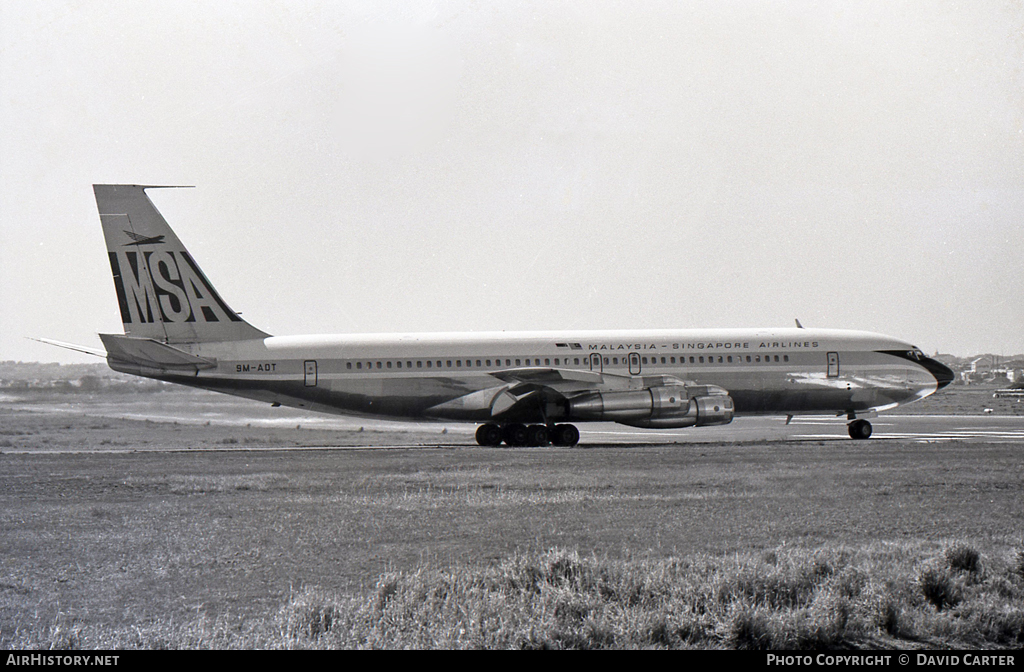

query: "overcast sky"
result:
(2, 1), (1022, 364)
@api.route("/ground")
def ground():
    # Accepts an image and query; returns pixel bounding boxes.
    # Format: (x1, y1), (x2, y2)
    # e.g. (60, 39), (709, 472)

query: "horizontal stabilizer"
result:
(30, 337), (108, 358)
(99, 333), (217, 371)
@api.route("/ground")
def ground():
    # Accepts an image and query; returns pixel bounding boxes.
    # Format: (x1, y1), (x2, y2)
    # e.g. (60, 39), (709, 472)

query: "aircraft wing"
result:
(424, 366), (691, 420)
(490, 366), (690, 394)
(490, 366), (605, 388)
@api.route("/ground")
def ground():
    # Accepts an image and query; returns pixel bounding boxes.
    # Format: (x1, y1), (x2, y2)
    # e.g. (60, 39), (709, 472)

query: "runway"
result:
(5, 391), (1024, 450)
(579, 414), (1024, 445)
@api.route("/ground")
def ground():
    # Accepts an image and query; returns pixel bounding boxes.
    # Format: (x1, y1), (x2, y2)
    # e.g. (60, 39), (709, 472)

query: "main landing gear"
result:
(475, 423), (580, 447)
(847, 419), (872, 440)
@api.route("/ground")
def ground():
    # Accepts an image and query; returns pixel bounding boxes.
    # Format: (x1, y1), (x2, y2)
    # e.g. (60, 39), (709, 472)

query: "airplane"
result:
(40, 184), (955, 446)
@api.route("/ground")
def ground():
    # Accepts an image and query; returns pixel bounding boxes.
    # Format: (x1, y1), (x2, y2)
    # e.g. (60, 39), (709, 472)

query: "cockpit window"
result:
(879, 349), (927, 363)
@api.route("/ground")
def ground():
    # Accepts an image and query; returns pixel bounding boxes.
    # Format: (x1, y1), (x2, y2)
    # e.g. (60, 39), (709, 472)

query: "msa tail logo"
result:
(122, 230), (166, 246)
(108, 250), (242, 325)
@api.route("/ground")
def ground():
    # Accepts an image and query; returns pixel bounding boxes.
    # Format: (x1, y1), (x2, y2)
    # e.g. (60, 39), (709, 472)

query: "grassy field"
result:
(1, 389), (1023, 649)
(888, 384), (1024, 417)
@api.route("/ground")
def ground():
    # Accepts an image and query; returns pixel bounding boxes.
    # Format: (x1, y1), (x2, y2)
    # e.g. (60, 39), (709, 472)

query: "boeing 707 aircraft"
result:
(45, 185), (954, 446)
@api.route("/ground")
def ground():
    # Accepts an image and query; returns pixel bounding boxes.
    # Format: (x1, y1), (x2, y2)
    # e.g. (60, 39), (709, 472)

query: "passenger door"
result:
(826, 352), (840, 378)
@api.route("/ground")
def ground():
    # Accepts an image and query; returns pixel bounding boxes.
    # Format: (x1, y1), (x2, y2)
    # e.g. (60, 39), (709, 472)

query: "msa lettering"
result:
(109, 250), (240, 325)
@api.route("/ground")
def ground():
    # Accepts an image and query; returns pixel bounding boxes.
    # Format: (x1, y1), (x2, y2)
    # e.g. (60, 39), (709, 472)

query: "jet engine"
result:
(567, 384), (734, 428)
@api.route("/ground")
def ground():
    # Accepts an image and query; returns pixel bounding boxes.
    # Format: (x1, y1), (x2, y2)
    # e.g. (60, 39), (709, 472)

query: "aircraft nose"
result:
(922, 357), (955, 390)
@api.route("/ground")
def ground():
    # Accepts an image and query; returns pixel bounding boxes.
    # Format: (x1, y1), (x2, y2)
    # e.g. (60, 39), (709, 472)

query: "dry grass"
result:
(6, 544), (1024, 649)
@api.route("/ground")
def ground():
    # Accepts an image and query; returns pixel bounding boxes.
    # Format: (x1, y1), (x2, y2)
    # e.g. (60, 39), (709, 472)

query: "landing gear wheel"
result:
(848, 419), (872, 440)
(476, 423), (502, 446)
(526, 424), (550, 447)
(551, 424), (580, 447)
(503, 423), (528, 447)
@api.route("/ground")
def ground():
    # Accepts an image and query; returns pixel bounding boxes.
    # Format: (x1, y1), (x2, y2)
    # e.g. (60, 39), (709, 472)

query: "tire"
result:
(526, 424), (550, 447)
(503, 423), (528, 447)
(552, 424), (580, 446)
(476, 423), (502, 446)
(848, 419), (872, 440)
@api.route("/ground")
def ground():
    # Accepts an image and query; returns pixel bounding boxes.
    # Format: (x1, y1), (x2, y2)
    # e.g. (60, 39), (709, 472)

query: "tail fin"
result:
(94, 184), (270, 343)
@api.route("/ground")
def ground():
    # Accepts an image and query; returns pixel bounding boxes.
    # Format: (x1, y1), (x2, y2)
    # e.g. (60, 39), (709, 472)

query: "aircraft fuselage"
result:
(107, 328), (949, 424)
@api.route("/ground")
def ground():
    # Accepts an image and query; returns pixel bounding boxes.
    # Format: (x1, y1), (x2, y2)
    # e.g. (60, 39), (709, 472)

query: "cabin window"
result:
(554, 358), (559, 365)
(446, 360), (452, 367)
(783, 355), (789, 362)
(356, 362), (362, 369)
(515, 359), (521, 366)
(417, 361), (423, 368)
(641, 357), (647, 364)
(603, 357), (609, 365)
(456, 360), (461, 367)
(387, 361), (392, 368)
(545, 358), (550, 365)
(727, 356), (732, 363)
(347, 362), (352, 369)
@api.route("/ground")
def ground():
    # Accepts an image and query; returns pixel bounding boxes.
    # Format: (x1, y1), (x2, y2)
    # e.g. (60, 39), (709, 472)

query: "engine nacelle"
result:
(568, 385), (734, 428)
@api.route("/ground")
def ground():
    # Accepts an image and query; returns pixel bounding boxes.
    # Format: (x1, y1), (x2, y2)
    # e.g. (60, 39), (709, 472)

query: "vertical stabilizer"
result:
(94, 184), (270, 343)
